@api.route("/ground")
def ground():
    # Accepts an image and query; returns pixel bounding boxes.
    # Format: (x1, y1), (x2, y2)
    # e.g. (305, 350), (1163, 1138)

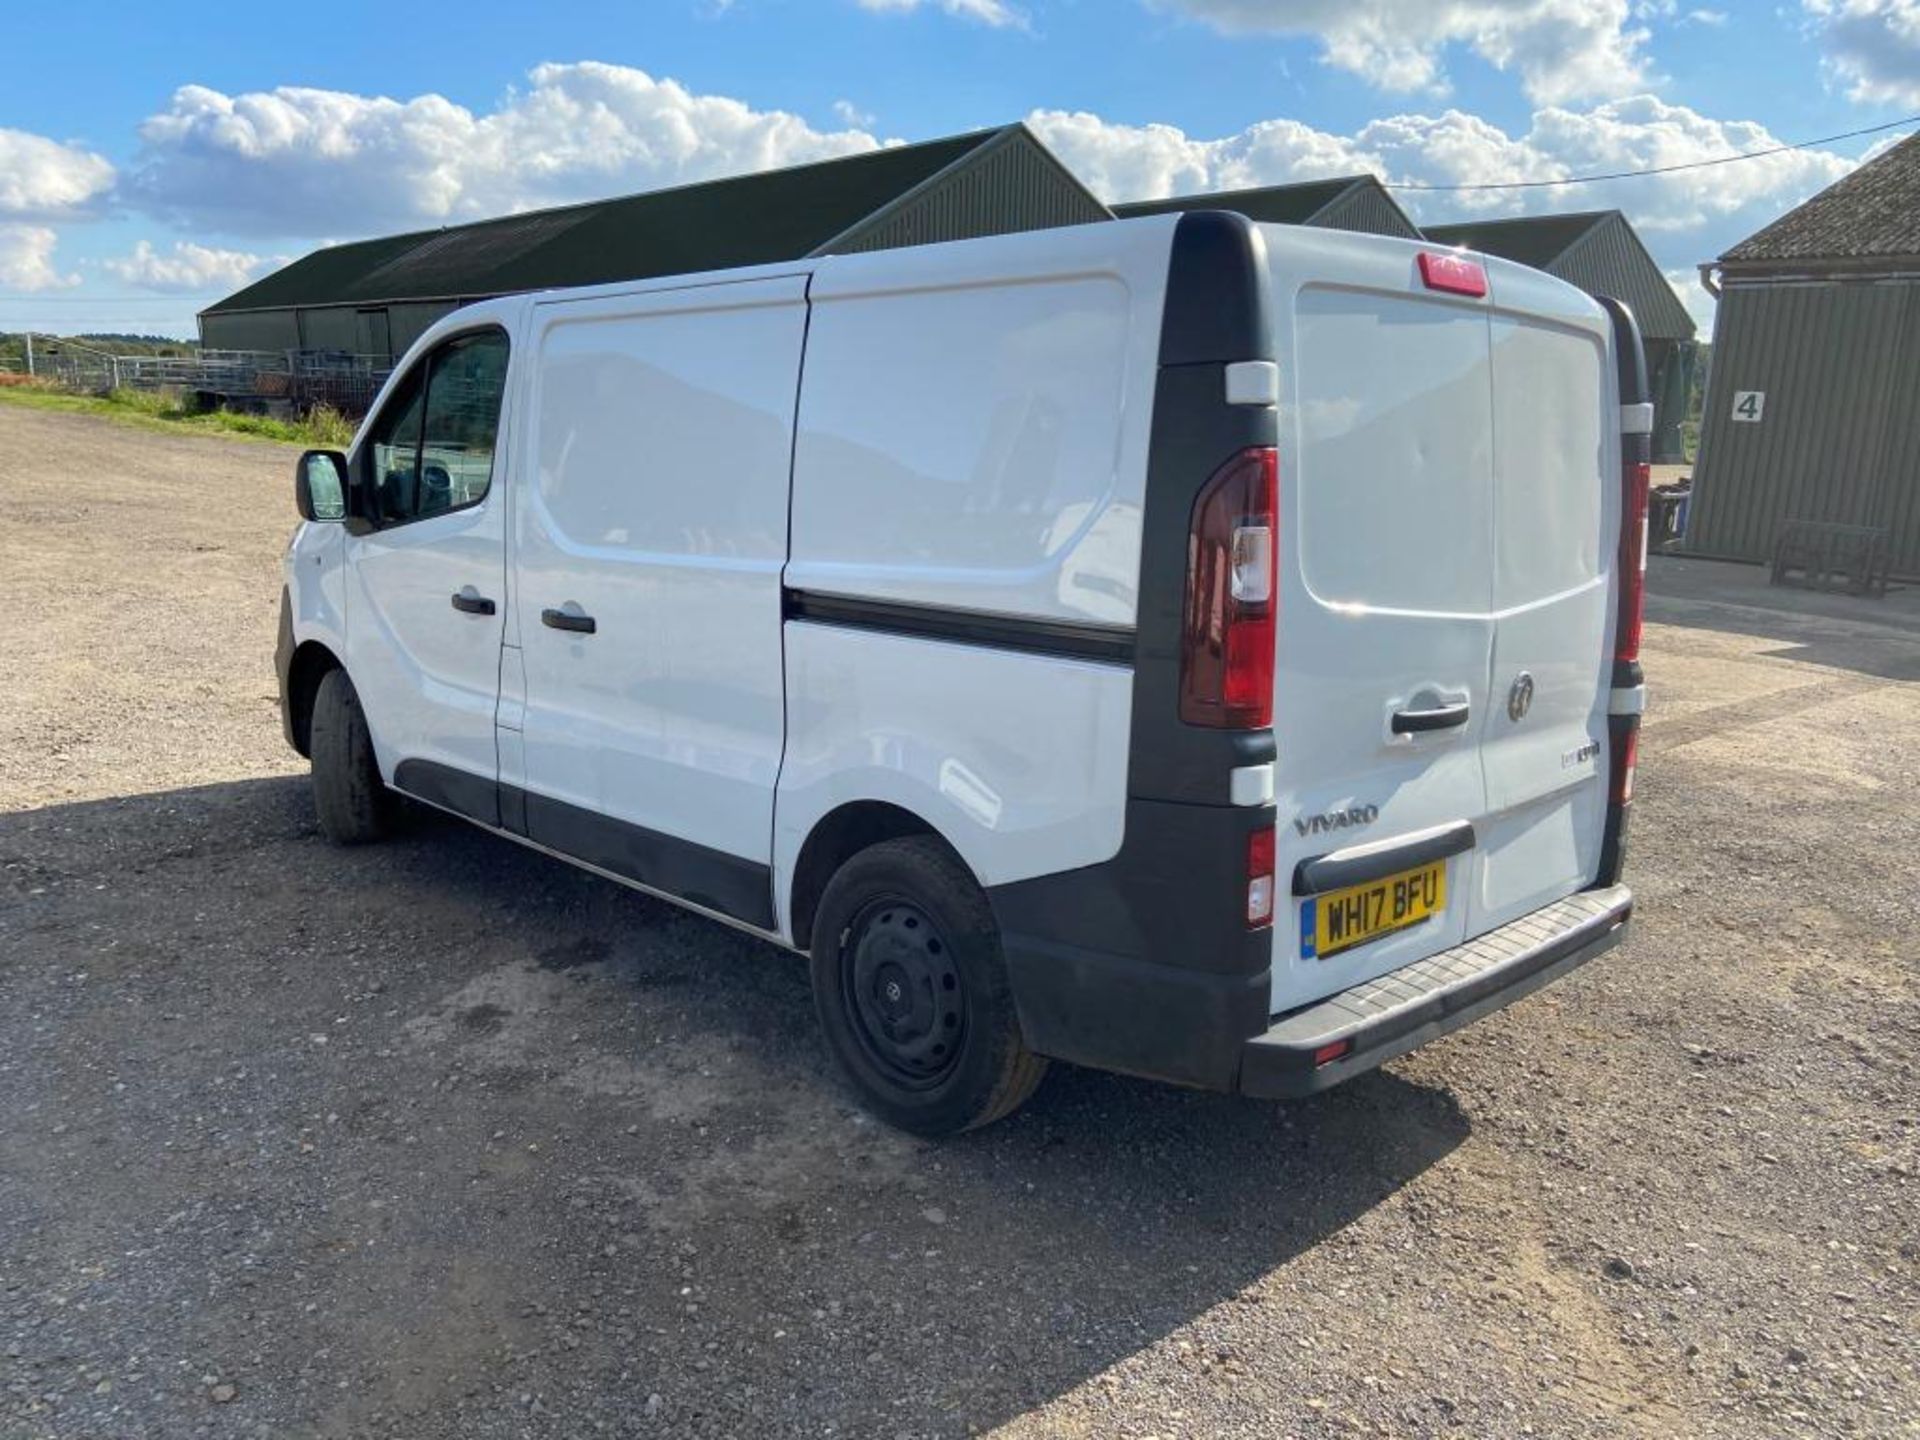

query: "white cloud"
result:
(0, 128), (116, 219)
(1151, 0), (1649, 103)
(1684, 8), (1729, 24)
(1028, 93), (1853, 236)
(853, 0), (1025, 24)
(833, 98), (877, 128)
(0, 224), (79, 292)
(1805, 0), (1920, 104)
(125, 62), (886, 238)
(103, 240), (286, 293)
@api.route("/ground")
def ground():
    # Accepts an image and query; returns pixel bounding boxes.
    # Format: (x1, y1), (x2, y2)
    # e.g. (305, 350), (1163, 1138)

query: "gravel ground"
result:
(1, 402), (1915, 1439)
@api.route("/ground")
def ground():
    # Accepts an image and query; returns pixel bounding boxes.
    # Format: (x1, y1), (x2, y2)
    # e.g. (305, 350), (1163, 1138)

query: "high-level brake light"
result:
(1417, 251), (1488, 298)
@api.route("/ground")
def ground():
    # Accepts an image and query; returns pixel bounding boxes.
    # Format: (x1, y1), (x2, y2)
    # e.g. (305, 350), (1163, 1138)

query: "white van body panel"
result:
(772, 221), (1177, 931)
(790, 221), (1174, 627)
(513, 276), (807, 866)
(773, 627), (1132, 931)
(283, 521), (348, 665)
(340, 297), (526, 788)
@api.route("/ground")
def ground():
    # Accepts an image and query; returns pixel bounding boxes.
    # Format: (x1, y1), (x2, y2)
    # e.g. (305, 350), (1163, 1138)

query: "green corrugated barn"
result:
(1112, 174), (1421, 240)
(1422, 211), (1700, 463)
(199, 124), (1108, 361)
(1687, 132), (1920, 577)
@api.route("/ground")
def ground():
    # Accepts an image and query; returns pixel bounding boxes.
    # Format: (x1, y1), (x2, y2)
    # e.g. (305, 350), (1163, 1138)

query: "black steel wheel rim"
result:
(840, 897), (966, 1089)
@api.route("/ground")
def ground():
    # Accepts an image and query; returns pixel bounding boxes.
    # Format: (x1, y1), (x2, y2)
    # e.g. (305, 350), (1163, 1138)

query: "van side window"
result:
(363, 329), (510, 527)
(365, 366), (427, 526)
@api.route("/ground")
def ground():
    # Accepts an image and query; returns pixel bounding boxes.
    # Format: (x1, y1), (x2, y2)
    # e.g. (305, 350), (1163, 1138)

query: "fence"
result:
(13, 337), (394, 417)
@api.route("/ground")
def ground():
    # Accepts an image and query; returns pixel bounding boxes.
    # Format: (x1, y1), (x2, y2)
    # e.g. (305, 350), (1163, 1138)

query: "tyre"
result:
(308, 668), (394, 845)
(810, 837), (1047, 1136)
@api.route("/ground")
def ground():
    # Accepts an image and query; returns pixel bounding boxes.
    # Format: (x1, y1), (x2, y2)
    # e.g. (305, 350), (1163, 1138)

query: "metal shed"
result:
(1422, 211), (1699, 462)
(1687, 132), (1920, 578)
(199, 124), (1109, 362)
(1112, 174), (1421, 240)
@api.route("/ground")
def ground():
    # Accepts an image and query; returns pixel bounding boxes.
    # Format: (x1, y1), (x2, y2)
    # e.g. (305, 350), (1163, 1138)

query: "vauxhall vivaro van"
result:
(277, 211), (1648, 1135)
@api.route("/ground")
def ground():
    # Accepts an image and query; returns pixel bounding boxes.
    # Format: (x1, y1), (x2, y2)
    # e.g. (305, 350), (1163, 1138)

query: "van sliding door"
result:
(508, 276), (809, 928)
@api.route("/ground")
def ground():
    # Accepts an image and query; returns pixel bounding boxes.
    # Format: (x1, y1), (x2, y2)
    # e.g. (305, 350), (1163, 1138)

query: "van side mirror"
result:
(295, 450), (349, 522)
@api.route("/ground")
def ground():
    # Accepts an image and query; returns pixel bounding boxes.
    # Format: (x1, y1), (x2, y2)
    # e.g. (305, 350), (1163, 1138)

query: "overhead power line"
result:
(1385, 113), (1919, 192)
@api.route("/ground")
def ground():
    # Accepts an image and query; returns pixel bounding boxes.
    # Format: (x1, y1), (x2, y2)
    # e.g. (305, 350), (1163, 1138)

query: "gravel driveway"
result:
(2, 403), (1915, 1438)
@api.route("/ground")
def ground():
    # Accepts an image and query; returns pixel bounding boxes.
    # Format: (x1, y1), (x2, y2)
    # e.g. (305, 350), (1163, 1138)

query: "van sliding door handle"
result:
(1391, 701), (1471, 734)
(450, 590), (496, 615)
(541, 607), (597, 635)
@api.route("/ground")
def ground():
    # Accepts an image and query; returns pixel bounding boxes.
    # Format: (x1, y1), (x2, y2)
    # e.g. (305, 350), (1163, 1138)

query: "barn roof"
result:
(1423, 209), (1696, 342)
(204, 127), (1015, 315)
(1422, 211), (1612, 270)
(1721, 130), (1920, 265)
(1112, 175), (1419, 238)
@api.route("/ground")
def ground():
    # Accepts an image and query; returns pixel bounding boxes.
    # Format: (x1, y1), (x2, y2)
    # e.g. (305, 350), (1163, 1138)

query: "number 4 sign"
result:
(1732, 390), (1765, 423)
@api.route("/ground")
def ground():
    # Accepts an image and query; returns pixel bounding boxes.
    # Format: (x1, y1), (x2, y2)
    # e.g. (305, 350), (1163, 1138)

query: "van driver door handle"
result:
(541, 606), (597, 635)
(450, 588), (496, 615)
(1391, 701), (1471, 734)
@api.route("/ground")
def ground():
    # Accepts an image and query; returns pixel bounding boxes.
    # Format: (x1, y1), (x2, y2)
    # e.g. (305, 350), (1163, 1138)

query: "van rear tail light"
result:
(1180, 446), (1278, 729)
(1246, 826), (1276, 929)
(1616, 461), (1651, 664)
(1609, 724), (1639, 807)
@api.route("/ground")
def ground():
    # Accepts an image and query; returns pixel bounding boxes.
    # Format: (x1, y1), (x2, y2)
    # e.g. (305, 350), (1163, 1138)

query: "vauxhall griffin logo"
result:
(1507, 671), (1536, 723)
(1294, 804), (1379, 838)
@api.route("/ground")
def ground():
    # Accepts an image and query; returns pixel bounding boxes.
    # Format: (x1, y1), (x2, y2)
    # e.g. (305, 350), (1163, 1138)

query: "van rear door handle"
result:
(1391, 701), (1471, 734)
(541, 607), (597, 635)
(450, 589), (495, 616)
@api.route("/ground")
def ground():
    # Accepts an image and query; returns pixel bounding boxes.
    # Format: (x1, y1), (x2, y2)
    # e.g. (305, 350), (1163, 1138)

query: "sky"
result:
(4, 0), (1918, 340)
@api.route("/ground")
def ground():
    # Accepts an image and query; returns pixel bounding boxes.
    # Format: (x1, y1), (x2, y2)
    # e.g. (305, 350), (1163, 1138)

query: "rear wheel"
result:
(810, 837), (1047, 1136)
(309, 668), (393, 844)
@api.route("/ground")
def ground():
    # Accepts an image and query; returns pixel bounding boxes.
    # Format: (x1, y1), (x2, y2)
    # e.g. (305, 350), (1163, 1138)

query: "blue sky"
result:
(4, 0), (1917, 339)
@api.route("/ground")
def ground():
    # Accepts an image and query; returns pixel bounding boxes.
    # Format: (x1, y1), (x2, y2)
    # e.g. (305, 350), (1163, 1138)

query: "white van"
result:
(277, 212), (1648, 1135)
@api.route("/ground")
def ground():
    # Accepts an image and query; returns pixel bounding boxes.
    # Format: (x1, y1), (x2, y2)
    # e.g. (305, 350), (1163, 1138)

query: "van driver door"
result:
(343, 325), (513, 821)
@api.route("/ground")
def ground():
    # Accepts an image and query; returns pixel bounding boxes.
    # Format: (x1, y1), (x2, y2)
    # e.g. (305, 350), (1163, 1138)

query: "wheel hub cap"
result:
(845, 903), (964, 1084)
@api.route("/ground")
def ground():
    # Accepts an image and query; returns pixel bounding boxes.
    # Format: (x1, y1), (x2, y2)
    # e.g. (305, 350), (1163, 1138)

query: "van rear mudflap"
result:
(988, 796), (1275, 1093)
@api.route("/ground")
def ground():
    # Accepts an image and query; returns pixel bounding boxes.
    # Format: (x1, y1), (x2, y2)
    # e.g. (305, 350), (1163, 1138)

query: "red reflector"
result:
(1313, 1040), (1351, 1067)
(1616, 461), (1651, 664)
(1610, 724), (1639, 806)
(1180, 447), (1278, 730)
(1246, 826), (1275, 878)
(1418, 251), (1488, 298)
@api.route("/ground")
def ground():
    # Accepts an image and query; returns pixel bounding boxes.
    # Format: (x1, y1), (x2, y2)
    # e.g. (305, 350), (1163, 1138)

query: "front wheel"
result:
(810, 837), (1047, 1136)
(308, 668), (394, 845)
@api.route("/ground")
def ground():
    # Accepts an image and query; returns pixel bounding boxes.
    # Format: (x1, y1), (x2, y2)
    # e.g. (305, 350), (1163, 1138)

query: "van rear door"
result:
(1265, 231), (1496, 1013)
(1471, 260), (1614, 934)
(1260, 229), (1613, 1014)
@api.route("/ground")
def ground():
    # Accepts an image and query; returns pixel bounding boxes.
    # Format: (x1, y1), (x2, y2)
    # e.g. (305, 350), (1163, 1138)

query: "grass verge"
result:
(0, 384), (357, 448)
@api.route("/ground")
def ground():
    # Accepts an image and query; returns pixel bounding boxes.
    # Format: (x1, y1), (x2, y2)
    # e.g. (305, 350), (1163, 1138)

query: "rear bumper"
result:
(994, 881), (1631, 1098)
(1239, 886), (1632, 1098)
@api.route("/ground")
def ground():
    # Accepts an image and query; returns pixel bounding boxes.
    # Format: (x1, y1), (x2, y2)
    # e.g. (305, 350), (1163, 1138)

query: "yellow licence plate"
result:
(1302, 860), (1446, 961)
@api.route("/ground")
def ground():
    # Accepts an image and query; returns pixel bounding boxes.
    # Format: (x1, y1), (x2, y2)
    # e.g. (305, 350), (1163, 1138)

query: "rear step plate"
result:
(1244, 885), (1631, 1097)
